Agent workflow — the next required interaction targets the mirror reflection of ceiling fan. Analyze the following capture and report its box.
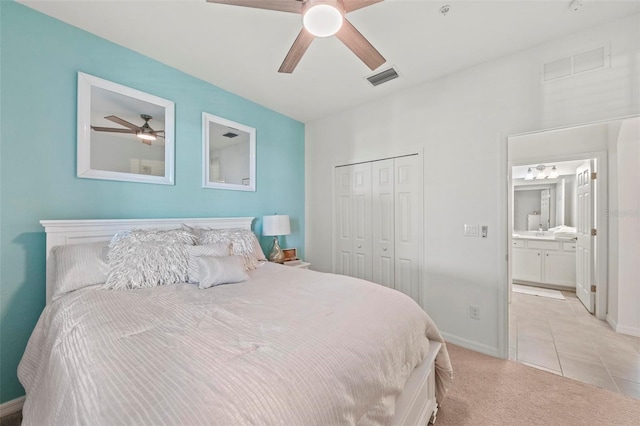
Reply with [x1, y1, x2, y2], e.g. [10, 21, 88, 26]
[205, 0, 386, 73]
[90, 114, 164, 145]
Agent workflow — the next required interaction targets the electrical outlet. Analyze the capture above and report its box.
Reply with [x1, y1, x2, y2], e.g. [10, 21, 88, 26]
[470, 305, 480, 320]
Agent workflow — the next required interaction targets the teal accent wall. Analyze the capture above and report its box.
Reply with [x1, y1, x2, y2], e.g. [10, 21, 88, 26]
[0, 2, 304, 403]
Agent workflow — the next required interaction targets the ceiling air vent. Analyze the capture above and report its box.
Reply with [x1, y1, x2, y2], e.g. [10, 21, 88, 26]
[542, 45, 609, 83]
[222, 132, 238, 138]
[367, 67, 399, 87]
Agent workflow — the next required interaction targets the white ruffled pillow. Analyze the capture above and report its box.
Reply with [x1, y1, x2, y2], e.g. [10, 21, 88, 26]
[197, 255, 249, 289]
[104, 229, 196, 290]
[185, 243, 232, 284]
[196, 228, 265, 270]
[52, 241, 109, 299]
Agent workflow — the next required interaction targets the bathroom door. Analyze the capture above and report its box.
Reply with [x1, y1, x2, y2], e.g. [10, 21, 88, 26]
[576, 161, 595, 313]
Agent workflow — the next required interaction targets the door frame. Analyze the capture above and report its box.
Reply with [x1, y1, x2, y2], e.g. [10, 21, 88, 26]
[498, 117, 608, 359]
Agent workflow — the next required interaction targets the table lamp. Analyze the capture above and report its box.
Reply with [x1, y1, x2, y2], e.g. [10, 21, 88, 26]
[262, 214, 291, 263]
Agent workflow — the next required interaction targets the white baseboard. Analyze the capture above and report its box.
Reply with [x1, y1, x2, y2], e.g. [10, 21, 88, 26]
[0, 396, 25, 417]
[615, 323, 640, 337]
[606, 315, 640, 337]
[440, 332, 500, 358]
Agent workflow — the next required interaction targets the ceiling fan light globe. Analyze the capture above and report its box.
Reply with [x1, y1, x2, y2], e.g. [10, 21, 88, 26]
[136, 132, 156, 141]
[303, 4, 343, 37]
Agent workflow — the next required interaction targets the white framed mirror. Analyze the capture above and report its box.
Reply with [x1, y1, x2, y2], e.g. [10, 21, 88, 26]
[77, 72, 175, 185]
[202, 112, 256, 191]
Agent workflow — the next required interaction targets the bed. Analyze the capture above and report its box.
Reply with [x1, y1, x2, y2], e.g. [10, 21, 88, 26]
[19, 217, 452, 425]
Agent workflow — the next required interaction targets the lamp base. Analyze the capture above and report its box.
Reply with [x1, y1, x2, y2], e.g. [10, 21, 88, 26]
[268, 236, 285, 263]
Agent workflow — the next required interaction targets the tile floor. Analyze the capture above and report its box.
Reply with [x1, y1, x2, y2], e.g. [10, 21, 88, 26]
[509, 289, 640, 399]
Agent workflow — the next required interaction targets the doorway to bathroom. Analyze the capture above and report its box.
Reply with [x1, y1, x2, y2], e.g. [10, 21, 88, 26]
[510, 157, 596, 313]
[501, 117, 640, 398]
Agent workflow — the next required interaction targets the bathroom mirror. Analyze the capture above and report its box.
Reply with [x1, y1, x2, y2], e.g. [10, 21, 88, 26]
[77, 72, 175, 185]
[202, 112, 256, 191]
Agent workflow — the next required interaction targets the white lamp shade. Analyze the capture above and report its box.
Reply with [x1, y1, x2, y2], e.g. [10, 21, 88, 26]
[262, 215, 291, 236]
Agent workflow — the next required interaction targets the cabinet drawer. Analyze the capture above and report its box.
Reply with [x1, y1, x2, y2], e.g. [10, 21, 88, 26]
[512, 240, 525, 248]
[562, 242, 577, 252]
[528, 240, 561, 251]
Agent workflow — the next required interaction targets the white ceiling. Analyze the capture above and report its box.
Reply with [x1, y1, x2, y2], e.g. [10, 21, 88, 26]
[19, 0, 640, 122]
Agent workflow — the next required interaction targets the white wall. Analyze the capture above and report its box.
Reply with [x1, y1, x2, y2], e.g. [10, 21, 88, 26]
[91, 133, 165, 174]
[217, 140, 250, 185]
[610, 117, 640, 336]
[514, 190, 542, 231]
[306, 14, 640, 355]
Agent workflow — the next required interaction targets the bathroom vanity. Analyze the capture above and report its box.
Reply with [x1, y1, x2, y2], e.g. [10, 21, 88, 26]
[512, 233, 576, 288]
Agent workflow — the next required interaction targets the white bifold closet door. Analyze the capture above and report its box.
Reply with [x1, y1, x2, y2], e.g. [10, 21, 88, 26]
[334, 155, 423, 305]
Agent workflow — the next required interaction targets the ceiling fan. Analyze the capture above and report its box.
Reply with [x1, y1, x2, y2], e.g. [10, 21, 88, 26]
[90, 114, 164, 145]
[205, 0, 386, 73]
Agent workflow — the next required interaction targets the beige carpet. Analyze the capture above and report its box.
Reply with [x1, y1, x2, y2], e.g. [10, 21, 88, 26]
[437, 344, 640, 425]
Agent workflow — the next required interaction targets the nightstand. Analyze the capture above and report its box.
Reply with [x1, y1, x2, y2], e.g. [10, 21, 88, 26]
[283, 260, 311, 270]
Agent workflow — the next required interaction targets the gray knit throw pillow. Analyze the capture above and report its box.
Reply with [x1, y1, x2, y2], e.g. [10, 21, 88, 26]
[104, 229, 196, 290]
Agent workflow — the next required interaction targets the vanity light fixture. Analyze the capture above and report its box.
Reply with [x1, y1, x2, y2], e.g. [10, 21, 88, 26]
[525, 168, 534, 180]
[303, 0, 344, 37]
[534, 165, 547, 180]
[525, 164, 559, 180]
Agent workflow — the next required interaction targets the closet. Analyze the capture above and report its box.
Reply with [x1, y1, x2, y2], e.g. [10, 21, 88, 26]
[334, 154, 423, 305]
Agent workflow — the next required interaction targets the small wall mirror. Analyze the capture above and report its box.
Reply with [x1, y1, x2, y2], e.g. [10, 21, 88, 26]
[77, 72, 175, 185]
[203, 112, 256, 191]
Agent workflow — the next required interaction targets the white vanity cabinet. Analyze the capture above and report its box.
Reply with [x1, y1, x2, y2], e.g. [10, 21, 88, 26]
[512, 238, 576, 288]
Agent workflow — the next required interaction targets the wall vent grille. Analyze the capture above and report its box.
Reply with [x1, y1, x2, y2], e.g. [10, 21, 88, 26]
[542, 45, 609, 83]
[367, 67, 399, 86]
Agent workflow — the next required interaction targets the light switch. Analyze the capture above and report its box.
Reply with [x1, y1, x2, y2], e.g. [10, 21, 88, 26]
[464, 224, 479, 237]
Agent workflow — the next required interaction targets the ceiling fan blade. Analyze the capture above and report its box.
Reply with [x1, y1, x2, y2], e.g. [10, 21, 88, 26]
[343, 0, 384, 13]
[104, 115, 141, 131]
[335, 18, 385, 70]
[278, 28, 315, 73]
[205, 0, 302, 14]
[90, 126, 137, 134]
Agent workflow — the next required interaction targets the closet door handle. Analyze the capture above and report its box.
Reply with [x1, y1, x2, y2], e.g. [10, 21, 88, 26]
[357, 245, 362, 249]
[383, 247, 387, 251]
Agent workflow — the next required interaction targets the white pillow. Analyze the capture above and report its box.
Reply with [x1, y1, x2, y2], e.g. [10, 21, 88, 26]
[52, 242, 109, 299]
[185, 243, 231, 284]
[104, 229, 196, 290]
[197, 255, 249, 289]
[195, 228, 266, 270]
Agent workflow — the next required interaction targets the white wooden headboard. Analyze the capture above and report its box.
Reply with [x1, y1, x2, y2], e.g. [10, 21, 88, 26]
[40, 217, 255, 304]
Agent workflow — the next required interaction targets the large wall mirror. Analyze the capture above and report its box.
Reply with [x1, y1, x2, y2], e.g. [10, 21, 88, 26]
[77, 72, 175, 185]
[202, 112, 256, 191]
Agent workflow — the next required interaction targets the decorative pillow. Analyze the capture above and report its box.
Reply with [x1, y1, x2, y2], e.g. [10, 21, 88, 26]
[182, 225, 266, 262]
[195, 228, 265, 270]
[103, 229, 196, 290]
[185, 243, 232, 284]
[52, 241, 109, 299]
[197, 255, 249, 289]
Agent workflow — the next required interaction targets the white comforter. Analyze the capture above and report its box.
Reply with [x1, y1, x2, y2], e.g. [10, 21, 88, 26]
[19, 264, 452, 425]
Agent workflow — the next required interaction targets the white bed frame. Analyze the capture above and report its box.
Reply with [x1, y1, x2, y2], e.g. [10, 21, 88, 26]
[40, 217, 440, 425]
